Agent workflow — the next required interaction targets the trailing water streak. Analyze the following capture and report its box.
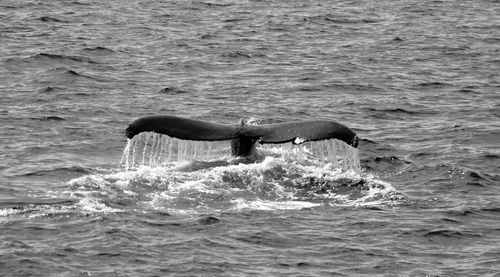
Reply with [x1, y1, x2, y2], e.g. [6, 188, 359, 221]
[121, 132, 360, 172]
[121, 132, 231, 169]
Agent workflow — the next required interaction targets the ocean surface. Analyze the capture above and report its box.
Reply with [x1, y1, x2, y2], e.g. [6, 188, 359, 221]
[1, 0, 499, 276]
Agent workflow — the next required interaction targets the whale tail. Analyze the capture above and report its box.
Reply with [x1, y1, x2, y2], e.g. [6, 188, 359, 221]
[125, 115, 358, 156]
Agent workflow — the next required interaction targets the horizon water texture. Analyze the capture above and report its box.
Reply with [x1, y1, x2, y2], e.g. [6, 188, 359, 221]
[1, 0, 500, 276]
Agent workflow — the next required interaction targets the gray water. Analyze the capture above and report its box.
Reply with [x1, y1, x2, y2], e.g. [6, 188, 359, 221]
[1, 0, 499, 276]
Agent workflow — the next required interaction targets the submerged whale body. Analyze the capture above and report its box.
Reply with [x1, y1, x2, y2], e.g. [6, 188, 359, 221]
[125, 115, 358, 157]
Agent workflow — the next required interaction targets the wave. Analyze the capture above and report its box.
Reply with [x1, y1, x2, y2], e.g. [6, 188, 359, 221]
[158, 87, 189, 95]
[55, 68, 103, 82]
[33, 53, 97, 64]
[5, 53, 97, 68]
[417, 81, 451, 88]
[303, 14, 380, 25]
[38, 16, 69, 23]
[4, 53, 100, 78]
[193, 1, 234, 8]
[361, 155, 412, 174]
[442, 205, 500, 219]
[19, 166, 90, 177]
[0, 199, 76, 218]
[36, 115, 65, 121]
[363, 107, 438, 116]
[82, 46, 115, 53]
[359, 138, 377, 145]
[39, 86, 61, 92]
[221, 52, 253, 60]
[423, 228, 483, 238]
[448, 166, 497, 187]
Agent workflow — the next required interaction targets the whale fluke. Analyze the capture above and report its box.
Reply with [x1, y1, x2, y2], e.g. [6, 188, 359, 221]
[125, 115, 358, 156]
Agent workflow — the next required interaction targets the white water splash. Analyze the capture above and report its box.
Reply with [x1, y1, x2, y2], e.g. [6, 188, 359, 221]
[230, 198, 322, 211]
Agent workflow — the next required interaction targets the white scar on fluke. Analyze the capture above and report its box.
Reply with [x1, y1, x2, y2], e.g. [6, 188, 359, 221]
[125, 115, 358, 157]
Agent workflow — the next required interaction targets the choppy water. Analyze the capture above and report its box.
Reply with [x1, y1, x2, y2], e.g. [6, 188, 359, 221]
[1, 0, 499, 276]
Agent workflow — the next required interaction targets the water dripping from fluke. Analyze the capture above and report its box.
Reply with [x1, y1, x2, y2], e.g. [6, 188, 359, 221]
[120, 132, 361, 172]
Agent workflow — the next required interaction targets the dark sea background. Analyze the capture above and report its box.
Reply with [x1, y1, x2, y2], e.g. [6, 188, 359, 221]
[1, 0, 499, 276]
